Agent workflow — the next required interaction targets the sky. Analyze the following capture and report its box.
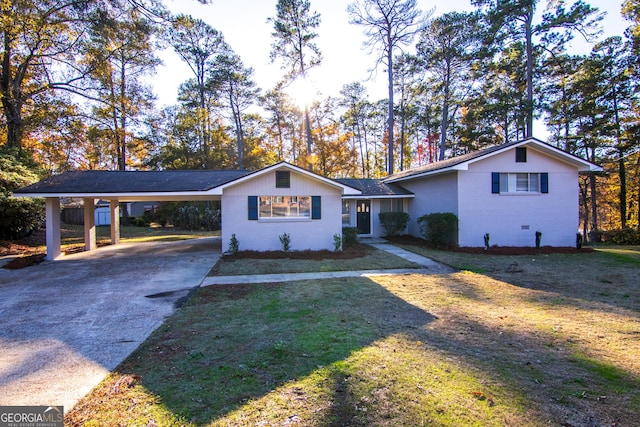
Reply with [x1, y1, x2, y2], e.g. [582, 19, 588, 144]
[155, 0, 630, 113]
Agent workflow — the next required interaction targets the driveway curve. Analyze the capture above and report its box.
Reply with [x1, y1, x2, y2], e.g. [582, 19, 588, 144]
[0, 237, 220, 411]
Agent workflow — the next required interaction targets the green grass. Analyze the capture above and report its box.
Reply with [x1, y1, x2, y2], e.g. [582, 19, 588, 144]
[595, 246, 640, 266]
[66, 245, 640, 426]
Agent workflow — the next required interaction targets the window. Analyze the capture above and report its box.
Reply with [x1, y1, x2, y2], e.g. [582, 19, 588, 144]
[515, 147, 527, 162]
[258, 196, 310, 218]
[379, 199, 404, 213]
[275, 171, 290, 188]
[342, 200, 351, 226]
[493, 172, 548, 194]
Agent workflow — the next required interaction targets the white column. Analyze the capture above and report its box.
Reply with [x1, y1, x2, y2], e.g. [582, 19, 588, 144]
[83, 198, 96, 251]
[45, 198, 62, 261]
[110, 200, 120, 245]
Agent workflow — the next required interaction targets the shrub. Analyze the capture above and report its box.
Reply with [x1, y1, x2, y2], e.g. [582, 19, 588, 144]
[228, 233, 239, 254]
[279, 232, 291, 252]
[176, 205, 201, 230]
[417, 213, 458, 248]
[378, 211, 410, 237]
[203, 208, 220, 231]
[600, 228, 640, 245]
[342, 227, 358, 244]
[134, 217, 147, 227]
[0, 149, 45, 239]
[333, 233, 342, 252]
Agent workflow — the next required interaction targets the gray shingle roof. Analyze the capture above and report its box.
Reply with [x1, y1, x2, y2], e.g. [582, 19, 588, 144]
[15, 170, 253, 194]
[335, 178, 413, 197]
[384, 137, 599, 182]
[384, 140, 524, 183]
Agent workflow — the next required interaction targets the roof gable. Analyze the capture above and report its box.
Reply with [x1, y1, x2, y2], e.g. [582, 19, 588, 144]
[385, 138, 603, 183]
[218, 162, 361, 195]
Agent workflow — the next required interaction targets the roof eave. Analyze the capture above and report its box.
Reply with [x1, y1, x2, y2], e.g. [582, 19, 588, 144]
[13, 189, 224, 201]
[342, 194, 414, 199]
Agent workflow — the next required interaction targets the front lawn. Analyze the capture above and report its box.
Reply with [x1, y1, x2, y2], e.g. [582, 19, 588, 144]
[66, 246, 640, 426]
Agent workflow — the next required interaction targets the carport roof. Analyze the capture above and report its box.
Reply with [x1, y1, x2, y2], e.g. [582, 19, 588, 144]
[15, 169, 253, 195]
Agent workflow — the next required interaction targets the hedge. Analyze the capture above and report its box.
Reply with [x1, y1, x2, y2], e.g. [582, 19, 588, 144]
[417, 212, 458, 248]
[378, 211, 410, 237]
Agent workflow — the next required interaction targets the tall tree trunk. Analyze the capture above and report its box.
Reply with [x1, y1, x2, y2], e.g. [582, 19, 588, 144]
[636, 155, 640, 231]
[230, 87, 244, 169]
[119, 64, 127, 171]
[611, 83, 627, 229]
[580, 177, 589, 242]
[387, 38, 395, 174]
[439, 60, 451, 161]
[276, 112, 285, 160]
[362, 120, 371, 178]
[588, 143, 599, 241]
[589, 172, 598, 241]
[439, 91, 449, 161]
[399, 101, 406, 170]
[3, 99, 23, 150]
[525, 4, 534, 138]
[2, 34, 23, 149]
[354, 121, 365, 177]
[304, 107, 313, 170]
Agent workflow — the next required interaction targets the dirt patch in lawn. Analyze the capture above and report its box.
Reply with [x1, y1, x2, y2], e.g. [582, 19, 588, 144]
[386, 235, 594, 255]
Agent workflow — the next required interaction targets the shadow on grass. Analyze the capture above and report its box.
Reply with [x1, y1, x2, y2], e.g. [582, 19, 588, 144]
[116, 278, 436, 425]
[96, 275, 640, 426]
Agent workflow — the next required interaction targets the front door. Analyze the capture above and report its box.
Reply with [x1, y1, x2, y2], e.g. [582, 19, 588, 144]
[356, 200, 371, 235]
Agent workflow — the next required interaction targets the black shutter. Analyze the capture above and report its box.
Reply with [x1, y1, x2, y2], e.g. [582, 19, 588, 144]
[311, 196, 321, 219]
[248, 196, 258, 220]
[491, 172, 500, 194]
[541, 173, 549, 193]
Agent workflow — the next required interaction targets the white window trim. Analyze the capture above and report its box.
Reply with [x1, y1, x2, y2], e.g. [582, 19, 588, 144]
[499, 173, 542, 194]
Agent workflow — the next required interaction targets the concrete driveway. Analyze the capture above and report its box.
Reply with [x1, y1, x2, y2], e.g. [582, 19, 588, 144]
[0, 237, 220, 411]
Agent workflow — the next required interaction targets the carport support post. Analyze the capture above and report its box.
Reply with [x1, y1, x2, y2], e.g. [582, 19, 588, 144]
[45, 198, 62, 261]
[109, 200, 120, 245]
[83, 198, 96, 251]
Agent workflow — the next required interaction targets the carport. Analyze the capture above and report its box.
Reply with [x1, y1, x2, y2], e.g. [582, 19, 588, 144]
[14, 170, 252, 260]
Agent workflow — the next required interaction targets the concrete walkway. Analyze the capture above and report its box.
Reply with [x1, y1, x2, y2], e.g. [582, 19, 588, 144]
[202, 241, 454, 287]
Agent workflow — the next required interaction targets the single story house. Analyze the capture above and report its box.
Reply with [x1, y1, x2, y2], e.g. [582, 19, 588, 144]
[14, 137, 602, 260]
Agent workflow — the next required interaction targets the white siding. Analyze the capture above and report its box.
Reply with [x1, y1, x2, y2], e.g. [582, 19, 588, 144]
[222, 168, 342, 252]
[457, 147, 579, 247]
[400, 172, 458, 238]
